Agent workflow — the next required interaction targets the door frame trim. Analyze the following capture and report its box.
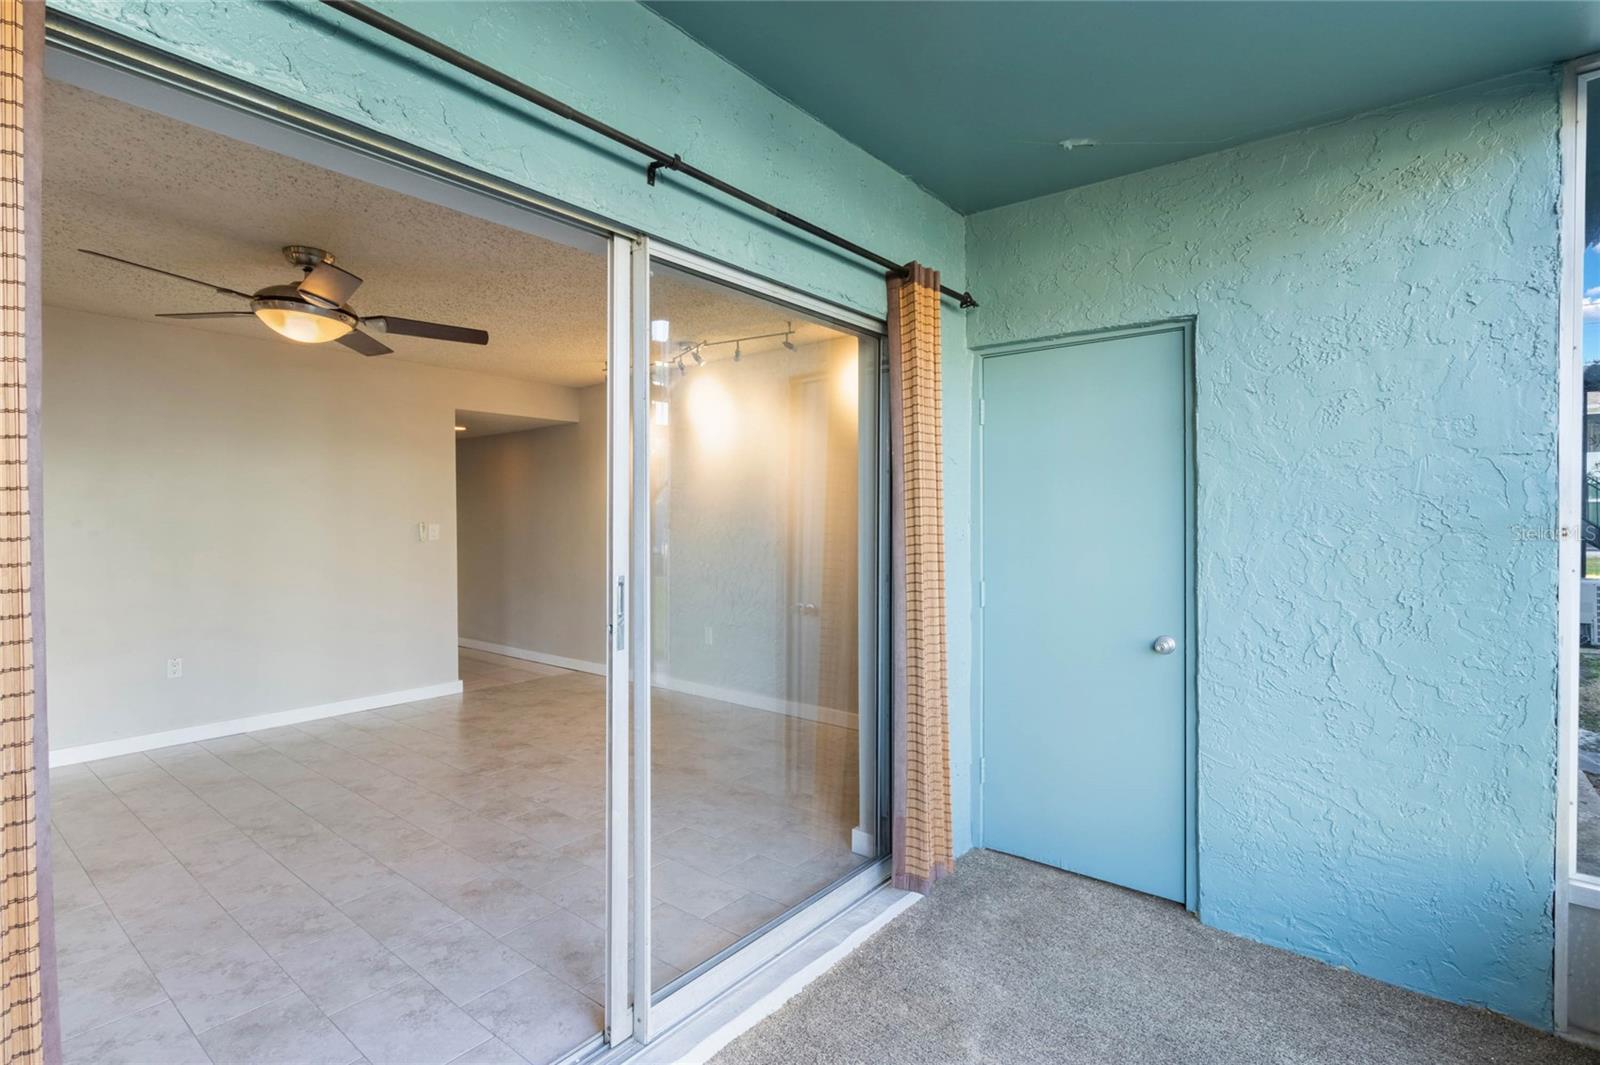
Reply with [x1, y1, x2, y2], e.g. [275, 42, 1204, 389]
[1556, 52, 1600, 1038]
[972, 318, 1199, 912]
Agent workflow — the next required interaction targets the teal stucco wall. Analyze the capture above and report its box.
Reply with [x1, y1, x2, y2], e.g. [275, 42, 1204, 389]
[49, 0, 979, 852]
[965, 70, 1563, 1026]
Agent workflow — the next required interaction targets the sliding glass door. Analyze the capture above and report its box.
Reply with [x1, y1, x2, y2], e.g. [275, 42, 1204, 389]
[47, 35, 892, 1065]
[625, 246, 887, 1040]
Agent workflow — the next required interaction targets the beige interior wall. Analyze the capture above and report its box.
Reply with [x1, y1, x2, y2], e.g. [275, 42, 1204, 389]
[453, 335, 862, 721]
[455, 384, 608, 667]
[657, 335, 860, 717]
[42, 305, 578, 752]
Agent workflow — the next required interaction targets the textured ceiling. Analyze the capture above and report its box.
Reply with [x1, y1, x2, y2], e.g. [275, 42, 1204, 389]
[44, 81, 609, 386]
[645, 0, 1600, 213]
[44, 81, 860, 386]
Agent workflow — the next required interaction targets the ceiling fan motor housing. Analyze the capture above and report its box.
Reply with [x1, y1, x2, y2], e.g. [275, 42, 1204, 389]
[282, 245, 335, 270]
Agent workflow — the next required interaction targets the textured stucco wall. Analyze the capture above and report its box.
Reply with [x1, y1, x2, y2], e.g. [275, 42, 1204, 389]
[965, 70, 1563, 1025]
[49, 0, 978, 850]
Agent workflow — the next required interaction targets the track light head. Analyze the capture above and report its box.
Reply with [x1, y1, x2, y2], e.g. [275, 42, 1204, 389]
[691, 347, 704, 366]
[733, 342, 742, 362]
[782, 322, 797, 351]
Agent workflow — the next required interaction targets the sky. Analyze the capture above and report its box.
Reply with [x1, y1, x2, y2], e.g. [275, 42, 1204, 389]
[1585, 242, 1600, 363]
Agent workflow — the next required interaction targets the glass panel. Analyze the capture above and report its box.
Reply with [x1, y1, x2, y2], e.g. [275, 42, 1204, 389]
[645, 261, 882, 991]
[1571, 903, 1600, 1035]
[41, 75, 621, 1065]
[1580, 75, 1600, 879]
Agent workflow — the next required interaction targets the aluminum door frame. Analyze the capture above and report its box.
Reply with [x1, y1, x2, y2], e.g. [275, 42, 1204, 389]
[629, 240, 889, 1043]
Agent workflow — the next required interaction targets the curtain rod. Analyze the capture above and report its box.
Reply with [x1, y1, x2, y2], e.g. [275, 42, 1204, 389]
[317, 0, 978, 309]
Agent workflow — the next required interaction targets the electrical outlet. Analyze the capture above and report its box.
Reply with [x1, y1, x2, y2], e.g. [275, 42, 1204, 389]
[166, 658, 183, 679]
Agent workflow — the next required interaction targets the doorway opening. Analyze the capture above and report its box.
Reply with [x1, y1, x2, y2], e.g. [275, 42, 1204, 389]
[40, 35, 895, 1062]
[43, 75, 615, 1062]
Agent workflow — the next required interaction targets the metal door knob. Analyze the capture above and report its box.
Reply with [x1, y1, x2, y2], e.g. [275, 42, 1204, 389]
[1152, 635, 1177, 655]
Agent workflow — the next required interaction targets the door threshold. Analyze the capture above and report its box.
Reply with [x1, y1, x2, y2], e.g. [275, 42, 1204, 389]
[588, 880, 918, 1065]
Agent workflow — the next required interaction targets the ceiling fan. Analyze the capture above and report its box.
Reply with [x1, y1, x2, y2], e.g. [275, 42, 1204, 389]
[78, 245, 490, 356]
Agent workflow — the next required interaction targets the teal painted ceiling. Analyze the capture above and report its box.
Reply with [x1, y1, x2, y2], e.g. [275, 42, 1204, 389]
[643, 1, 1600, 213]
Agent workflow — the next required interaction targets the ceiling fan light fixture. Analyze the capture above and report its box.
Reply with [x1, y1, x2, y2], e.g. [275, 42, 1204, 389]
[250, 299, 356, 344]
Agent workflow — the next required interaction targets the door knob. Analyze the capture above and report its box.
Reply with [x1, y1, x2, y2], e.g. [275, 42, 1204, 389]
[1152, 635, 1177, 655]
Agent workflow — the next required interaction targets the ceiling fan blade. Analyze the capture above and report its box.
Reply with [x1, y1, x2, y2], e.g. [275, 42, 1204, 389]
[79, 249, 254, 300]
[298, 261, 363, 308]
[364, 316, 489, 345]
[336, 329, 393, 357]
[155, 311, 255, 320]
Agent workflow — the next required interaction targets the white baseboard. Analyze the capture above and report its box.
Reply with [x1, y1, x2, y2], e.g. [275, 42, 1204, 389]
[48, 679, 465, 768]
[459, 640, 857, 729]
[851, 827, 877, 857]
[654, 673, 858, 730]
[458, 638, 605, 676]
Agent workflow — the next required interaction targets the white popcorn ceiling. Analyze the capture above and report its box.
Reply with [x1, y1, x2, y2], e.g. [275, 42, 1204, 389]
[42, 81, 857, 388]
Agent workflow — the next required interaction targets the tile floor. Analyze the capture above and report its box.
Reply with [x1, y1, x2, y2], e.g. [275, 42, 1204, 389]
[50, 650, 865, 1064]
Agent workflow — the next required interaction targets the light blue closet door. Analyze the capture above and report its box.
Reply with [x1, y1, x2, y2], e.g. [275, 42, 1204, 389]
[980, 327, 1188, 902]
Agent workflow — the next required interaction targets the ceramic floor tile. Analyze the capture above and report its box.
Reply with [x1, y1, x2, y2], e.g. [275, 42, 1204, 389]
[152, 936, 300, 1035]
[197, 989, 361, 1065]
[274, 836, 398, 904]
[496, 909, 604, 990]
[652, 858, 747, 920]
[122, 896, 259, 971]
[385, 840, 490, 896]
[497, 805, 590, 851]
[721, 854, 826, 906]
[445, 1036, 530, 1064]
[649, 901, 740, 977]
[339, 878, 463, 946]
[460, 969, 600, 1065]
[61, 1000, 210, 1065]
[704, 891, 789, 937]
[54, 900, 131, 961]
[57, 942, 168, 1040]
[389, 919, 535, 1006]
[329, 976, 491, 1065]
[191, 849, 308, 913]
[429, 874, 558, 937]
[272, 924, 418, 1015]
[539, 869, 605, 927]
[494, 847, 588, 892]
[54, 670, 860, 1062]
[233, 882, 360, 956]
[656, 826, 752, 876]
[51, 859, 104, 915]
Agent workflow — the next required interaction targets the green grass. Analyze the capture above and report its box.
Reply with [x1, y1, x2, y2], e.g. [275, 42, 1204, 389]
[1581, 651, 1600, 733]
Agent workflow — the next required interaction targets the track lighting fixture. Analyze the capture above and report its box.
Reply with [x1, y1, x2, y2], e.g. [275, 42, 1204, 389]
[783, 321, 797, 351]
[690, 347, 704, 366]
[733, 341, 742, 362]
